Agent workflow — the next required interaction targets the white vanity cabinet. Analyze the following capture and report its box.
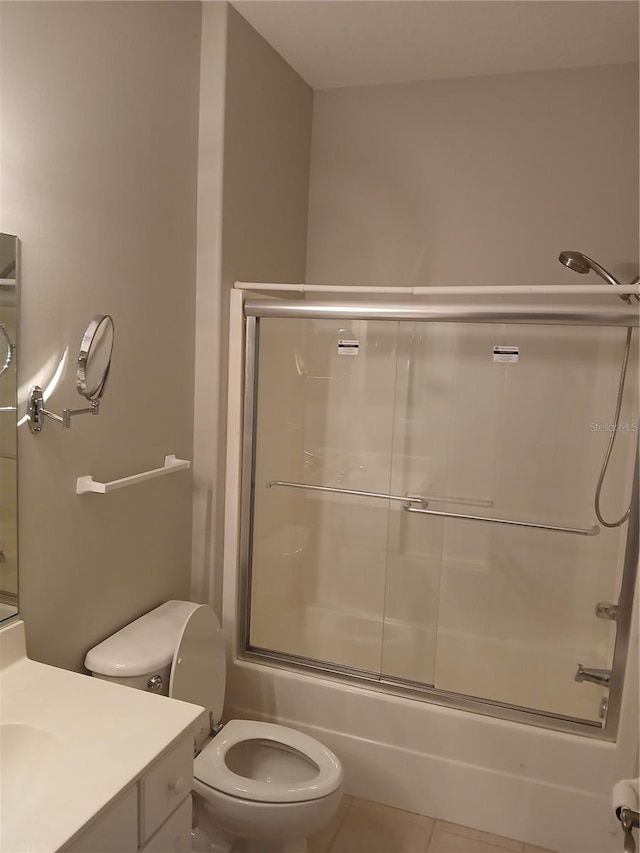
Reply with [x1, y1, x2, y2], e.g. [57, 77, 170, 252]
[0, 620, 204, 853]
[64, 734, 194, 853]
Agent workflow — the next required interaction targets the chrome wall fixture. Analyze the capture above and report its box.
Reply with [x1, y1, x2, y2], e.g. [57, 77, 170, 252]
[28, 314, 114, 433]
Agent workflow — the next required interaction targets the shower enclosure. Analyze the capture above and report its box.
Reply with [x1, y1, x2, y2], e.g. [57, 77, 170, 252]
[238, 297, 639, 738]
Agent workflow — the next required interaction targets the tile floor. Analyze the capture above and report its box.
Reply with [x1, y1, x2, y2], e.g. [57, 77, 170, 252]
[308, 796, 557, 853]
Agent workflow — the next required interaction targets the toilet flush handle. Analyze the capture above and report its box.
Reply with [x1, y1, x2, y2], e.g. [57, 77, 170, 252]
[169, 776, 187, 797]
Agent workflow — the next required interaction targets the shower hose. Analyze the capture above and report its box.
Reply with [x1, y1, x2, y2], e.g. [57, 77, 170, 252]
[595, 326, 635, 528]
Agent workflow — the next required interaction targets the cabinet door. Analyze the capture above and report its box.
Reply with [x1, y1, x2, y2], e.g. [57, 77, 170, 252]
[64, 787, 138, 853]
[140, 796, 192, 853]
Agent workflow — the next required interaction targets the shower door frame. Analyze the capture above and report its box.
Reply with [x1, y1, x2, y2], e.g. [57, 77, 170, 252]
[237, 299, 639, 741]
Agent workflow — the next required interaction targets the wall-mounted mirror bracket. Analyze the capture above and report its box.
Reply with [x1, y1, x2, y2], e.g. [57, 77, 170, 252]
[27, 314, 114, 434]
[27, 385, 100, 432]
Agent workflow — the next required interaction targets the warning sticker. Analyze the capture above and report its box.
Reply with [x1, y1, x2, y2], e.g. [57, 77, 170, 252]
[338, 339, 359, 356]
[493, 346, 519, 363]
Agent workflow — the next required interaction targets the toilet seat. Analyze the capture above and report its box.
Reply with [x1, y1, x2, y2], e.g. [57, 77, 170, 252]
[194, 719, 343, 804]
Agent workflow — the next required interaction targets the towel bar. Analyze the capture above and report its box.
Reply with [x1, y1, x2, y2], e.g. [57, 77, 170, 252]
[77, 454, 190, 494]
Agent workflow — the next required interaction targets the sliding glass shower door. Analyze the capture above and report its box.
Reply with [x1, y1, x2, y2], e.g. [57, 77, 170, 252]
[381, 322, 636, 723]
[244, 310, 637, 733]
[248, 315, 441, 684]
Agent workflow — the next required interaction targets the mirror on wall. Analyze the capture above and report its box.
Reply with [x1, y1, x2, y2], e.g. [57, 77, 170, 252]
[0, 233, 18, 622]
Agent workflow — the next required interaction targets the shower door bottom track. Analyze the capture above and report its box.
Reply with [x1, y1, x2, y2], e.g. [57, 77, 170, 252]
[241, 644, 606, 739]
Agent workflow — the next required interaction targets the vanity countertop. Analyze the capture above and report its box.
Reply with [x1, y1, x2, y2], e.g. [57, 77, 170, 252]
[0, 619, 206, 852]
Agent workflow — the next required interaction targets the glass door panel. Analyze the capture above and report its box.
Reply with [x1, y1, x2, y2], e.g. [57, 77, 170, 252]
[249, 316, 400, 673]
[382, 321, 637, 722]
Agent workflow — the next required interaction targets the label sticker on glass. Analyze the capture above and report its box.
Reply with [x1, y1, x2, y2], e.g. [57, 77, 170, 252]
[338, 339, 359, 356]
[493, 346, 519, 363]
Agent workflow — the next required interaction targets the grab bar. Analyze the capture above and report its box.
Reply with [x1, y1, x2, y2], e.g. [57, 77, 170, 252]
[266, 480, 493, 508]
[403, 503, 599, 536]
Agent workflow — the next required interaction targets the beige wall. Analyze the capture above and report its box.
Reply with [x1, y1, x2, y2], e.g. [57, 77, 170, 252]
[0, 1, 201, 670]
[306, 63, 639, 288]
[192, 4, 313, 614]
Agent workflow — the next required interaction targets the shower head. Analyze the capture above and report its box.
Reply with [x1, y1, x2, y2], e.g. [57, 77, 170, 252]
[558, 250, 632, 302]
[558, 251, 591, 275]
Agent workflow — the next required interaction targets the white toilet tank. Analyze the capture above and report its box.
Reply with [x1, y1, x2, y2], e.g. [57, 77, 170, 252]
[86, 600, 228, 752]
[85, 600, 206, 697]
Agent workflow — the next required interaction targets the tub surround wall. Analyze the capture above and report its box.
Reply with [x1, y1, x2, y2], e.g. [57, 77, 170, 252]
[0, 1, 201, 670]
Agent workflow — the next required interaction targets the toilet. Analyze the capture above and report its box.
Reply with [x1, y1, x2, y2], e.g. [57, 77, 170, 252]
[84, 601, 343, 853]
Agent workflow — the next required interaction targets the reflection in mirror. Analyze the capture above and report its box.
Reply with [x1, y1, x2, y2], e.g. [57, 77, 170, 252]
[0, 233, 18, 622]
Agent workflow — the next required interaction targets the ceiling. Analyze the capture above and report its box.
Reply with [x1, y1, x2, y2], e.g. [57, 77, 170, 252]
[231, 1, 639, 90]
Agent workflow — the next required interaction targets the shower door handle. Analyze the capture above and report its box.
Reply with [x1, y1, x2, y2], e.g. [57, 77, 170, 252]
[402, 502, 599, 536]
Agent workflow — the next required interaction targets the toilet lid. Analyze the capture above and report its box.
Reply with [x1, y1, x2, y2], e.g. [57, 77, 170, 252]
[169, 604, 225, 731]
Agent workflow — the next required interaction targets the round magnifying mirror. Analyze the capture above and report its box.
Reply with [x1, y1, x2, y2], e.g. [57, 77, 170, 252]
[77, 314, 114, 401]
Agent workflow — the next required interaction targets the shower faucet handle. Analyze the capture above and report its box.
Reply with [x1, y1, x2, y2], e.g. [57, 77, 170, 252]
[595, 601, 620, 621]
[620, 807, 639, 853]
[574, 664, 611, 687]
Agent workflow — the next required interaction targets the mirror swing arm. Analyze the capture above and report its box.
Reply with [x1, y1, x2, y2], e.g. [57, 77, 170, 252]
[27, 386, 100, 431]
[27, 314, 114, 434]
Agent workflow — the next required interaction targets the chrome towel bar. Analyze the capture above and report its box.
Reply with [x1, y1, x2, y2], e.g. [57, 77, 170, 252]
[403, 502, 599, 536]
[264, 480, 598, 536]
[267, 480, 427, 506]
[266, 480, 494, 509]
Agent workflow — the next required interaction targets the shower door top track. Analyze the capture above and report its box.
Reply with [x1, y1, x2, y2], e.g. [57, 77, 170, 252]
[244, 298, 639, 326]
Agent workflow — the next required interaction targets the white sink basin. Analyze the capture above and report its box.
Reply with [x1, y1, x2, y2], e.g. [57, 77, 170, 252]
[1, 722, 64, 792]
[0, 724, 66, 849]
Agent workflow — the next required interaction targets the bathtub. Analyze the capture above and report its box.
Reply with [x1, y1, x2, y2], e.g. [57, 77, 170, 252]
[223, 595, 639, 853]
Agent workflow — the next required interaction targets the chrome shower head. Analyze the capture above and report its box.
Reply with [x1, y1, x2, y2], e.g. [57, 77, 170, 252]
[558, 250, 633, 302]
[558, 251, 591, 275]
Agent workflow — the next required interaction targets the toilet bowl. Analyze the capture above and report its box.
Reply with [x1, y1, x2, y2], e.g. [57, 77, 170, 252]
[85, 601, 343, 853]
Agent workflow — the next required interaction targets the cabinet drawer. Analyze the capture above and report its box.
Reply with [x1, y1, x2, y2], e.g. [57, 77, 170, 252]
[140, 736, 193, 843]
[140, 796, 192, 853]
[65, 786, 138, 853]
